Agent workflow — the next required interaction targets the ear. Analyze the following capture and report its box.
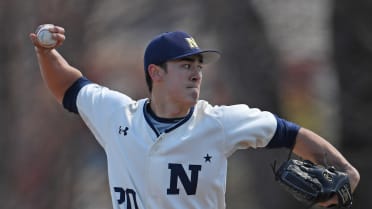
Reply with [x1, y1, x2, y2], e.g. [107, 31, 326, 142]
[148, 64, 164, 82]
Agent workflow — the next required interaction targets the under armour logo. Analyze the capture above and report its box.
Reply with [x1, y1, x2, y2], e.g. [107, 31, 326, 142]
[119, 126, 129, 136]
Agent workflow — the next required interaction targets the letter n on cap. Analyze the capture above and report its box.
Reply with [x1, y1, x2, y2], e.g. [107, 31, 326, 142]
[185, 37, 199, 49]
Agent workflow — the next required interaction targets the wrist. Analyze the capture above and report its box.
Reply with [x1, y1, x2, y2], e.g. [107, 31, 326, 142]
[345, 165, 360, 192]
[34, 46, 53, 54]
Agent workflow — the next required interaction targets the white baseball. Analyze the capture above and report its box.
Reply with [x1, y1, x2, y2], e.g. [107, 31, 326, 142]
[36, 24, 57, 48]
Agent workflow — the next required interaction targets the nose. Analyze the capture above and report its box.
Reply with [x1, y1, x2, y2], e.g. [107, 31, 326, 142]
[190, 70, 202, 82]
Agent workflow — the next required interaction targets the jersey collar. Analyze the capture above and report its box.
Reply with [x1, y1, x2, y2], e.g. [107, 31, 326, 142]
[143, 99, 195, 137]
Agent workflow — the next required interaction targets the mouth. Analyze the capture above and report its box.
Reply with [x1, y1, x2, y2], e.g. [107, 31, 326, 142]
[186, 85, 199, 89]
[187, 87, 199, 92]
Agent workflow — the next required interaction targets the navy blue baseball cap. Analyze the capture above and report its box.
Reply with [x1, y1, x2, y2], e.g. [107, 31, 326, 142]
[144, 31, 221, 71]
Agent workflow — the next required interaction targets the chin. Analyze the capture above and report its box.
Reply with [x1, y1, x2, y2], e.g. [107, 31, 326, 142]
[183, 96, 198, 107]
[189, 99, 198, 106]
[180, 90, 199, 106]
[189, 92, 199, 103]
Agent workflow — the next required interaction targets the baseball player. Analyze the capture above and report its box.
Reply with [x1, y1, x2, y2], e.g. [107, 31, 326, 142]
[29, 24, 359, 209]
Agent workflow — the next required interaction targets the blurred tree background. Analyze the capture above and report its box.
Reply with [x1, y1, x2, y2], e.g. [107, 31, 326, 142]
[0, 0, 370, 209]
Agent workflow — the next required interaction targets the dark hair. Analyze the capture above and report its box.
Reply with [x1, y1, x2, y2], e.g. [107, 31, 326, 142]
[145, 62, 167, 92]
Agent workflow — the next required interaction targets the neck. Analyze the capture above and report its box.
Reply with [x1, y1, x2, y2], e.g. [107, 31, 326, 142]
[148, 97, 192, 118]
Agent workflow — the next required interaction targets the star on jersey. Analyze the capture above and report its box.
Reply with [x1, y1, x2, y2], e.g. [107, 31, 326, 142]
[204, 154, 212, 162]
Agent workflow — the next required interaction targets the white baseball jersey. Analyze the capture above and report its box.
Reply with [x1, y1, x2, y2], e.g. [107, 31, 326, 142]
[75, 83, 277, 209]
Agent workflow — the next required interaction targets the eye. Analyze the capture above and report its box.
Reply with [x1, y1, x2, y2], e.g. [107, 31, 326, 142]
[183, 64, 191, 69]
[197, 65, 203, 70]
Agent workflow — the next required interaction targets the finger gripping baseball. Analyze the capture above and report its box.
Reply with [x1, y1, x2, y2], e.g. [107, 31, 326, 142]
[273, 159, 352, 208]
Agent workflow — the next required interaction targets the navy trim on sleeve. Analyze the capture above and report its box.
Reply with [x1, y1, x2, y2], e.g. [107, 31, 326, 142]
[266, 115, 301, 149]
[62, 76, 92, 114]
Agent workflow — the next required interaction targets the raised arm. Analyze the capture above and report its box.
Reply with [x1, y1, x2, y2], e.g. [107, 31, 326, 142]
[29, 24, 82, 103]
[292, 127, 360, 206]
